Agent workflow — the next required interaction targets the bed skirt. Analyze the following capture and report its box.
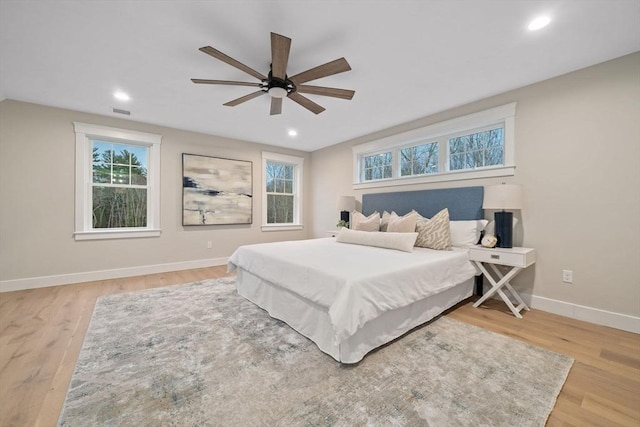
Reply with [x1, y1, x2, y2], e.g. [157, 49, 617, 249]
[236, 268, 474, 364]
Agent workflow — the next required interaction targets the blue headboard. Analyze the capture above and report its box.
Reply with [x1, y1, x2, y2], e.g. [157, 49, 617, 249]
[362, 186, 484, 220]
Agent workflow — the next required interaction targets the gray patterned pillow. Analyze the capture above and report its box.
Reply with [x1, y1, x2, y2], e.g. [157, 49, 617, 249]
[415, 208, 452, 250]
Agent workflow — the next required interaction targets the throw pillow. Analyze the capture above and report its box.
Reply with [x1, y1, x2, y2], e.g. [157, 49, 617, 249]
[351, 211, 380, 231]
[415, 208, 452, 250]
[387, 211, 419, 233]
[336, 228, 417, 252]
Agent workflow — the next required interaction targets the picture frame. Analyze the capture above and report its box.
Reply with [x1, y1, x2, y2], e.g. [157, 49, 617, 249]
[182, 153, 253, 225]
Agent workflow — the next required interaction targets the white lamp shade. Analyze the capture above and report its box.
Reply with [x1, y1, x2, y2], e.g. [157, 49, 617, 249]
[337, 195, 356, 211]
[483, 184, 523, 210]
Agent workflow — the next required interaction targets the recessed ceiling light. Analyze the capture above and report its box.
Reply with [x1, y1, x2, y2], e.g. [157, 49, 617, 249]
[528, 16, 551, 31]
[288, 129, 298, 137]
[113, 91, 130, 101]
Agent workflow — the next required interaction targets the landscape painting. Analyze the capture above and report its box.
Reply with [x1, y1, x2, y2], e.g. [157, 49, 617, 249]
[182, 154, 252, 225]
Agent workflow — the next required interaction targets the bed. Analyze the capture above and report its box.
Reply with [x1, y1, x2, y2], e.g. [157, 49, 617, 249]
[228, 186, 485, 363]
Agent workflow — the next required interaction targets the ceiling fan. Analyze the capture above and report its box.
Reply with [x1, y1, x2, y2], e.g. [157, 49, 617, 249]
[191, 32, 355, 115]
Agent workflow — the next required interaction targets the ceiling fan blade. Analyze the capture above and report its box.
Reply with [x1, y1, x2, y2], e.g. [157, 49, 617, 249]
[199, 46, 266, 81]
[288, 92, 325, 114]
[270, 97, 283, 115]
[191, 79, 262, 87]
[223, 90, 266, 107]
[271, 33, 291, 81]
[297, 85, 355, 100]
[289, 58, 352, 84]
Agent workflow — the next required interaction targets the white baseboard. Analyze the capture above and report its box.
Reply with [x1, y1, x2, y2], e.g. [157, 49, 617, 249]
[4, 264, 638, 335]
[521, 292, 640, 334]
[0, 257, 229, 293]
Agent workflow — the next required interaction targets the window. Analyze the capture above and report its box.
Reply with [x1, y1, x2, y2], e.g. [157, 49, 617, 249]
[262, 152, 303, 231]
[352, 103, 516, 189]
[266, 162, 294, 224]
[449, 127, 504, 171]
[362, 152, 392, 181]
[400, 142, 438, 176]
[92, 140, 149, 228]
[74, 122, 162, 240]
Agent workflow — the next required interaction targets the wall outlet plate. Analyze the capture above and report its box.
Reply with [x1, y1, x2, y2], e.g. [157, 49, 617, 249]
[562, 269, 573, 283]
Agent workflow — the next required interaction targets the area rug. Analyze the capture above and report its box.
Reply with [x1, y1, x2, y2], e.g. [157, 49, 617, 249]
[58, 277, 573, 427]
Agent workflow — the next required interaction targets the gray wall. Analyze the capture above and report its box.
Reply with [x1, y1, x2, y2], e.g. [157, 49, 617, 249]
[1, 53, 638, 326]
[310, 52, 640, 319]
[0, 100, 311, 283]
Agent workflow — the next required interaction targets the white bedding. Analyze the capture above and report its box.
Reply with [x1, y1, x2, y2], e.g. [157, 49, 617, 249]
[227, 238, 476, 345]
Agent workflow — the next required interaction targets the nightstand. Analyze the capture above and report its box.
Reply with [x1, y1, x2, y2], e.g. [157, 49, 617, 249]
[326, 230, 341, 237]
[469, 246, 536, 318]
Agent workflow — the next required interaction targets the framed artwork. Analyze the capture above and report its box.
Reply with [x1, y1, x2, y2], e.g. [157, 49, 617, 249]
[182, 154, 252, 225]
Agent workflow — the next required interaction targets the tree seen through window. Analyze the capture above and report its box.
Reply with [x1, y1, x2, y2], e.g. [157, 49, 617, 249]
[400, 142, 439, 176]
[449, 128, 504, 171]
[92, 140, 149, 228]
[265, 161, 294, 224]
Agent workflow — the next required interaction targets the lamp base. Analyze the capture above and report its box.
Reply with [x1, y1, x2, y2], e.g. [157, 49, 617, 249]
[494, 211, 513, 248]
[340, 210, 350, 225]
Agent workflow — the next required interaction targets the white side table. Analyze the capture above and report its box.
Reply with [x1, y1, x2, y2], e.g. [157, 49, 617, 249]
[326, 230, 341, 237]
[469, 246, 536, 318]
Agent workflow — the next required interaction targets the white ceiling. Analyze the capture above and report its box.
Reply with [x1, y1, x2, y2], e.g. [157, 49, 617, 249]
[1, 1, 638, 152]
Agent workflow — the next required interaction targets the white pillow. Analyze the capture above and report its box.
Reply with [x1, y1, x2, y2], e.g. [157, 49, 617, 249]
[449, 219, 489, 247]
[484, 220, 495, 236]
[380, 211, 391, 232]
[336, 228, 417, 252]
[351, 211, 380, 231]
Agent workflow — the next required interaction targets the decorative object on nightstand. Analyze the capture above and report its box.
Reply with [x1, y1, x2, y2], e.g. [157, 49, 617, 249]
[469, 246, 536, 318]
[482, 183, 523, 248]
[337, 196, 356, 228]
[481, 234, 497, 248]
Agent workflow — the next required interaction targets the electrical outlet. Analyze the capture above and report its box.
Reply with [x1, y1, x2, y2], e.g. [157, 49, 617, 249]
[207, 241, 212, 249]
[562, 270, 573, 283]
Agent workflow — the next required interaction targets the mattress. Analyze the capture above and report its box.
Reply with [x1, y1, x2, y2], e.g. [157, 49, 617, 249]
[236, 267, 474, 363]
[228, 237, 477, 361]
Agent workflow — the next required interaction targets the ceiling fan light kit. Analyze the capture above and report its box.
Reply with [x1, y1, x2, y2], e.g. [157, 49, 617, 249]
[191, 32, 354, 115]
[268, 85, 288, 99]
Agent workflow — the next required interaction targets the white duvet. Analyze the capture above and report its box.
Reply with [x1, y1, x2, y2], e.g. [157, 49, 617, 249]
[228, 238, 476, 345]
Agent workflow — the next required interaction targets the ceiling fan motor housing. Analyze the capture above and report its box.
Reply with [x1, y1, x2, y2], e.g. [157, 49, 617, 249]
[265, 73, 295, 98]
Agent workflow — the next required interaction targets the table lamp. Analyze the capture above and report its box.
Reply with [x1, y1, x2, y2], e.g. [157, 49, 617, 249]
[482, 184, 523, 248]
[337, 196, 356, 226]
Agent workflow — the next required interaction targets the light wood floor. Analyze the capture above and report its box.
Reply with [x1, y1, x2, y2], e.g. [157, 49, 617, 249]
[0, 266, 638, 427]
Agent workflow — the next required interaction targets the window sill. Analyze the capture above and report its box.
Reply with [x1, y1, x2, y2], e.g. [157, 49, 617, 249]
[353, 166, 515, 190]
[261, 224, 304, 232]
[74, 229, 161, 241]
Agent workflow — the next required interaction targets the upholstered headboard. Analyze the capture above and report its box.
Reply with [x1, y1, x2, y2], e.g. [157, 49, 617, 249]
[361, 186, 484, 220]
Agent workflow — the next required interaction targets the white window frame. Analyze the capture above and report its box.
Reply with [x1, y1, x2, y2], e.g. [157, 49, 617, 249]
[352, 103, 516, 190]
[261, 151, 304, 231]
[73, 122, 162, 240]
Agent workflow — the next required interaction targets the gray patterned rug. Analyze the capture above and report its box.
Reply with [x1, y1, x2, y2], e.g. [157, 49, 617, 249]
[58, 277, 573, 426]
